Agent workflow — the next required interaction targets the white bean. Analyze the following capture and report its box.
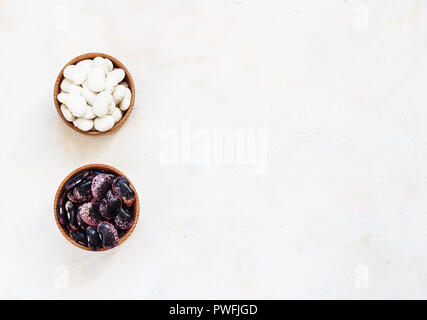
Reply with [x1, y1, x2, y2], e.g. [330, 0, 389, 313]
[113, 84, 126, 104]
[63, 65, 86, 85]
[108, 101, 116, 114]
[76, 59, 93, 73]
[104, 58, 114, 72]
[66, 93, 88, 117]
[119, 88, 132, 111]
[87, 67, 106, 92]
[60, 78, 82, 94]
[104, 84, 115, 94]
[60, 104, 76, 122]
[83, 106, 96, 120]
[94, 115, 115, 132]
[93, 91, 113, 117]
[111, 107, 123, 123]
[81, 86, 97, 105]
[105, 68, 125, 91]
[57, 92, 69, 104]
[93, 57, 109, 74]
[73, 118, 94, 131]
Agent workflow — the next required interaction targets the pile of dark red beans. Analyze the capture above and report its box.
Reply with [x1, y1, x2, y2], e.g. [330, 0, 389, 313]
[57, 169, 136, 250]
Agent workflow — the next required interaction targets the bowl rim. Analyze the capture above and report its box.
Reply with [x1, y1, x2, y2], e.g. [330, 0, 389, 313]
[54, 164, 140, 251]
[53, 52, 136, 136]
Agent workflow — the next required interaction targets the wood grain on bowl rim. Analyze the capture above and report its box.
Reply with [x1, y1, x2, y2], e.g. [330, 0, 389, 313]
[54, 53, 135, 136]
[54, 164, 140, 251]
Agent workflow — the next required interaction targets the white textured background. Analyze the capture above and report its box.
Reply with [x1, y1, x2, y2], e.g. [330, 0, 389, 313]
[0, 0, 426, 299]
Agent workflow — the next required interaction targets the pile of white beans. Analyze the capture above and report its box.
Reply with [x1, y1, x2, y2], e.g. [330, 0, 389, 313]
[57, 57, 132, 132]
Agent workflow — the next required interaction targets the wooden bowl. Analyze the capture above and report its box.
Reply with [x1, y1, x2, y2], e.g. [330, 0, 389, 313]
[54, 164, 140, 251]
[54, 53, 135, 135]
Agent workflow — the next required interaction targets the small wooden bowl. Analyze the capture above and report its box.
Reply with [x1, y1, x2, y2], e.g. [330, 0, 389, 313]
[54, 53, 135, 135]
[54, 164, 140, 251]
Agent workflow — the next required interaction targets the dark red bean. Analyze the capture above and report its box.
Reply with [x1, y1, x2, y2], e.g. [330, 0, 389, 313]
[91, 169, 115, 179]
[70, 229, 88, 247]
[112, 176, 136, 207]
[116, 225, 127, 237]
[99, 190, 122, 220]
[65, 201, 78, 230]
[91, 174, 113, 201]
[86, 227, 102, 251]
[65, 171, 90, 191]
[67, 190, 86, 203]
[97, 222, 119, 249]
[71, 176, 93, 203]
[76, 213, 90, 230]
[57, 192, 68, 226]
[78, 202, 103, 226]
[114, 207, 134, 230]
